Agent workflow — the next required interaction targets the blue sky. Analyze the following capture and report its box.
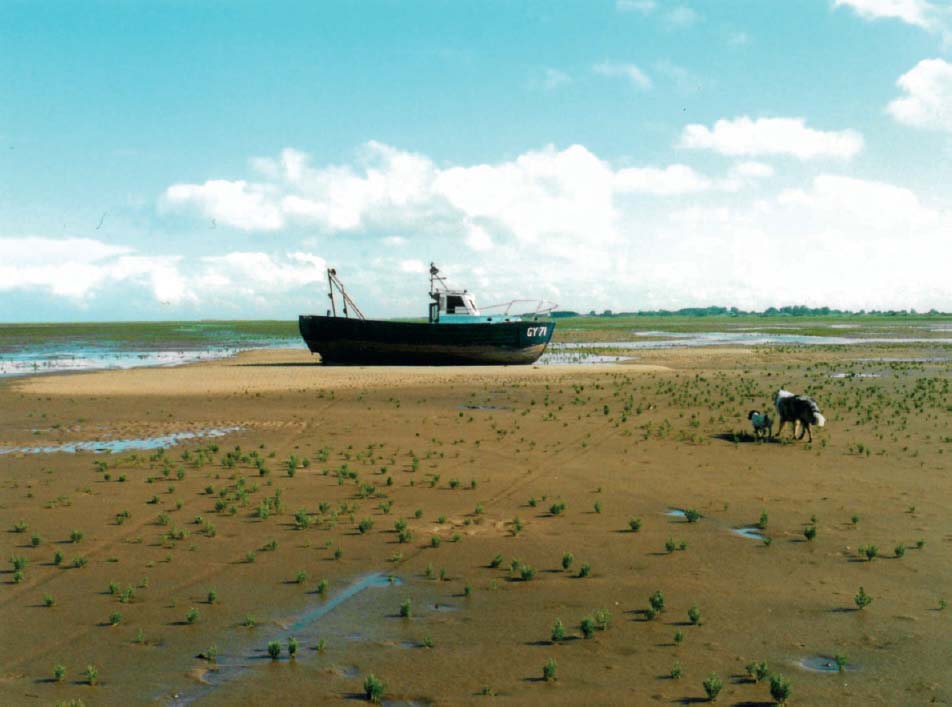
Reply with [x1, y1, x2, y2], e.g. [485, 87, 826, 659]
[3, 0, 952, 321]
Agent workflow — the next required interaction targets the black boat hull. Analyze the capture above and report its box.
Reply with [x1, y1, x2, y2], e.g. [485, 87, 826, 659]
[298, 316, 555, 365]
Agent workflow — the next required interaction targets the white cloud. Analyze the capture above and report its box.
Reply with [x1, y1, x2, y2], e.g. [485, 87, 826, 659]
[464, 223, 494, 252]
[833, 0, 935, 29]
[0, 238, 188, 301]
[399, 259, 427, 274]
[726, 30, 749, 46]
[665, 6, 700, 27]
[679, 116, 864, 160]
[163, 180, 284, 230]
[0, 236, 326, 307]
[151, 142, 952, 314]
[731, 161, 774, 178]
[887, 58, 952, 132]
[537, 68, 572, 91]
[615, 164, 712, 195]
[616, 0, 656, 13]
[593, 62, 652, 90]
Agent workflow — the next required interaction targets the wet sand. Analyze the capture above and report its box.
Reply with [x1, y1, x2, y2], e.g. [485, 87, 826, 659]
[1, 347, 950, 705]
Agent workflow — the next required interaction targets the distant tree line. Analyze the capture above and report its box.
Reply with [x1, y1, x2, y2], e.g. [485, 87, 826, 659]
[548, 306, 950, 318]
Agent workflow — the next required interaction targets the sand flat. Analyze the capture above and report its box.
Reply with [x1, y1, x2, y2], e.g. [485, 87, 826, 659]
[1, 346, 950, 705]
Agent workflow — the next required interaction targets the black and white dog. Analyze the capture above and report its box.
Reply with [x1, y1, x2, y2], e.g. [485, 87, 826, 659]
[773, 389, 826, 442]
[747, 410, 773, 440]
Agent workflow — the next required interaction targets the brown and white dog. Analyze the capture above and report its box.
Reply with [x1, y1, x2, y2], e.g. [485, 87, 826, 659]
[773, 389, 826, 442]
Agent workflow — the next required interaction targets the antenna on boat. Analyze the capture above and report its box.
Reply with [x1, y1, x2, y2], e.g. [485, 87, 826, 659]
[326, 268, 366, 320]
[429, 262, 449, 300]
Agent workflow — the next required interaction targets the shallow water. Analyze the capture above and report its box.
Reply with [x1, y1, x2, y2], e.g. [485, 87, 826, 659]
[166, 572, 402, 705]
[555, 332, 952, 350]
[731, 526, 766, 541]
[0, 427, 240, 455]
[0, 338, 301, 379]
[798, 655, 855, 673]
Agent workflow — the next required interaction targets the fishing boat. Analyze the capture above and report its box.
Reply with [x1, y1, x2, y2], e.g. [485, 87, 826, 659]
[299, 264, 556, 365]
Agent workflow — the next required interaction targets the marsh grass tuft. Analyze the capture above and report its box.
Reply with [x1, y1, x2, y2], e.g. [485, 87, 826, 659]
[702, 673, 722, 701]
[580, 616, 595, 638]
[364, 673, 385, 702]
[746, 660, 769, 683]
[854, 586, 872, 610]
[543, 657, 557, 681]
[769, 673, 792, 704]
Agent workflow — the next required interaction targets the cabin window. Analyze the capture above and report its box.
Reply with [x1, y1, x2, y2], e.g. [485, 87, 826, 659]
[446, 295, 466, 313]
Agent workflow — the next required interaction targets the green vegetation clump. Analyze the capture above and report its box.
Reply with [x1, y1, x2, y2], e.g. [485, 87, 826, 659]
[364, 673, 385, 702]
[551, 618, 565, 642]
[746, 661, 769, 682]
[804, 525, 817, 541]
[855, 586, 872, 610]
[769, 674, 793, 704]
[629, 517, 642, 532]
[543, 658, 557, 681]
[561, 552, 573, 570]
[578, 563, 591, 578]
[267, 640, 281, 659]
[688, 604, 701, 625]
[702, 673, 723, 701]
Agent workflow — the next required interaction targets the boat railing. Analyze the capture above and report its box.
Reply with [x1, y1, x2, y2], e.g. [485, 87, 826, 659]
[481, 299, 558, 317]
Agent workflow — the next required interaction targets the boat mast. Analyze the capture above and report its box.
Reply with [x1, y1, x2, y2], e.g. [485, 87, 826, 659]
[326, 268, 366, 320]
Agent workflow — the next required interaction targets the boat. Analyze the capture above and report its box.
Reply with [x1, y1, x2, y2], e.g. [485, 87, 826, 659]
[299, 264, 556, 365]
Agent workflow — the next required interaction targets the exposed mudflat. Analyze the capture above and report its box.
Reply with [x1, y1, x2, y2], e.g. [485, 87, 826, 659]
[1, 346, 950, 704]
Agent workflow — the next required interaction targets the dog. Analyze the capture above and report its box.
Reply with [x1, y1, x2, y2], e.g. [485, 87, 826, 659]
[747, 410, 773, 440]
[773, 389, 826, 442]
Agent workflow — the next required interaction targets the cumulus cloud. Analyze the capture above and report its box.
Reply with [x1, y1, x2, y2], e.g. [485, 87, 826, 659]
[593, 62, 653, 89]
[887, 58, 952, 132]
[679, 116, 864, 160]
[615, 164, 712, 195]
[152, 141, 952, 313]
[664, 6, 700, 27]
[534, 67, 573, 91]
[0, 236, 326, 307]
[0, 237, 179, 300]
[833, 0, 936, 30]
[164, 180, 284, 230]
[616, 0, 656, 13]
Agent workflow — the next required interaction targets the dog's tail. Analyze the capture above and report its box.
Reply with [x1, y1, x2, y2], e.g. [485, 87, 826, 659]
[804, 397, 826, 427]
